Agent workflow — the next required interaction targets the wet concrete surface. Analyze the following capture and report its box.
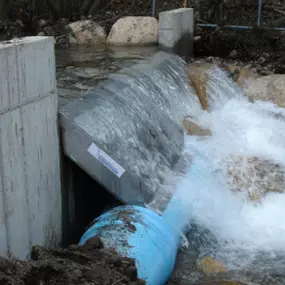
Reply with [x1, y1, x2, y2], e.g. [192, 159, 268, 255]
[56, 46, 285, 285]
[55, 45, 158, 107]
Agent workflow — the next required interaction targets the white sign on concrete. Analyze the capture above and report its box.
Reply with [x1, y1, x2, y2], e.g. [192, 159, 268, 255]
[88, 142, 125, 178]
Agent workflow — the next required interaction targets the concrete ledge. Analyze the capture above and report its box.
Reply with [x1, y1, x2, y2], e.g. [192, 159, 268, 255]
[159, 8, 194, 56]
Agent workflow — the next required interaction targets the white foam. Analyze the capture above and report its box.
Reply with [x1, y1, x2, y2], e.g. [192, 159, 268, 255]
[162, 67, 285, 270]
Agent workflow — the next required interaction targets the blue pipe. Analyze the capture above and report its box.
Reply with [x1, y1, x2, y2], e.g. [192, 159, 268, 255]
[198, 23, 285, 31]
[79, 152, 217, 284]
[79, 205, 180, 285]
[79, 154, 215, 284]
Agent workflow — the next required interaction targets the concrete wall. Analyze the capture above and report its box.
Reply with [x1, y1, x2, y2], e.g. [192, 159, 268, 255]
[159, 8, 194, 56]
[0, 37, 62, 259]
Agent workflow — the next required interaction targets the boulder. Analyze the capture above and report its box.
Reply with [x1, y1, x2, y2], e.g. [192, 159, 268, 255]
[243, 74, 285, 108]
[107, 17, 158, 45]
[220, 65, 259, 88]
[68, 20, 106, 45]
[186, 63, 212, 110]
[68, 36, 77, 46]
[186, 63, 260, 111]
[182, 117, 211, 137]
[197, 256, 227, 274]
[226, 155, 285, 202]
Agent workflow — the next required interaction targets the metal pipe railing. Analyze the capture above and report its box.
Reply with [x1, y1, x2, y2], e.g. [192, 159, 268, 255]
[152, 0, 156, 16]
[197, 23, 285, 31]
[151, 0, 285, 31]
[257, 0, 263, 26]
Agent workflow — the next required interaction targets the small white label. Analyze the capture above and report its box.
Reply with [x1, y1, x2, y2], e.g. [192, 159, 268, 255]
[87, 143, 125, 178]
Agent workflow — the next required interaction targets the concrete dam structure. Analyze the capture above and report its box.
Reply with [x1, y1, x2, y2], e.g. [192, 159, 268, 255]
[59, 51, 199, 207]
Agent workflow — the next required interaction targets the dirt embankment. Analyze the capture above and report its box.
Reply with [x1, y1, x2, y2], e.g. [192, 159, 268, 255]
[0, 237, 145, 285]
[194, 0, 285, 72]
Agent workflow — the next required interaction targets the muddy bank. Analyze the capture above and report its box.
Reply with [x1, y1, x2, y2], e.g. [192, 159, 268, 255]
[194, 28, 285, 73]
[0, 237, 144, 285]
[193, 0, 285, 72]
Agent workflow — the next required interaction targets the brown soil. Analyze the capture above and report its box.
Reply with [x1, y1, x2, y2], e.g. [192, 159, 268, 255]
[193, 0, 285, 73]
[0, 237, 145, 285]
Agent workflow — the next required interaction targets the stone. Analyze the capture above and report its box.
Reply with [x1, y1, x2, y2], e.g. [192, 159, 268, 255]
[68, 36, 77, 46]
[182, 117, 211, 137]
[107, 17, 158, 45]
[186, 63, 213, 110]
[187, 63, 261, 111]
[68, 20, 106, 45]
[257, 56, 266, 65]
[243, 74, 285, 108]
[37, 32, 45, 36]
[234, 67, 259, 88]
[38, 19, 47, 28]
[229, 50, 238, 58]
[259, 69, 273, 76]
[225, 155, 285, 202]
[194, 36, 201, 42]
[197, 256, 227, 274]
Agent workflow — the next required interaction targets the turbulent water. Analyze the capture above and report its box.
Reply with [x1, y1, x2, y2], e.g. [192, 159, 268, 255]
[124, 59, 285, 282]
[74, 52, 200, 201]
[156, 65, 285, 277]
[75, 50, 285, 279]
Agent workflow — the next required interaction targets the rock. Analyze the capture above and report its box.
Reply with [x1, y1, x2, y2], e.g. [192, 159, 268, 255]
[56, 37, 69, 48]
[187, 62, 263, 111]
[229, 50, 238, 58]
[182, 117, 211, 137]
[197, 256, 227, 274]
[226, 155, 285, 202]
[257, 53, 270, 65]
[259, 69, 273, 76]
[37, 32, 45, 36]
[68, 20, 106, 45]
[187, 63, 212, 110]
[68, 36, 77, 46]
[194, 36, 201, 42]
[43, 26, 56, 36]
[257, 56, 266, 65]
[38, 19, 47, 28]
[234, 67, 259, 88]
[243, 74, 285, 108]
[186, 63, 264, 110]
[107, 17, 158, 45]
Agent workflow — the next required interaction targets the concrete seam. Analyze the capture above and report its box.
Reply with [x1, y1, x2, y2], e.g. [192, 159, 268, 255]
[0, 90, 57, 116]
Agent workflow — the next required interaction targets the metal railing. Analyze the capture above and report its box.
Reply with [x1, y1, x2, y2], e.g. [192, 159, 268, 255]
[152, 0, 285, 31]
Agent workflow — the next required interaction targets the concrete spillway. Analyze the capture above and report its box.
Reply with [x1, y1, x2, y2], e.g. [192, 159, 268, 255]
[59, 51, 200, 207]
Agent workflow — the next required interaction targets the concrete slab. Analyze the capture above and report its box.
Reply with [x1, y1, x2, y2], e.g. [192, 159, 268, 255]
[0, 37, 61, 259]
[159, 8, 194, 55]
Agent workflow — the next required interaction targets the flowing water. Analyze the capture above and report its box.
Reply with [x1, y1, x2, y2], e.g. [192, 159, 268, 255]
[159, 66, 285, 283]
[72, 52, 200, 201]
[59, 48, 285, 283]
